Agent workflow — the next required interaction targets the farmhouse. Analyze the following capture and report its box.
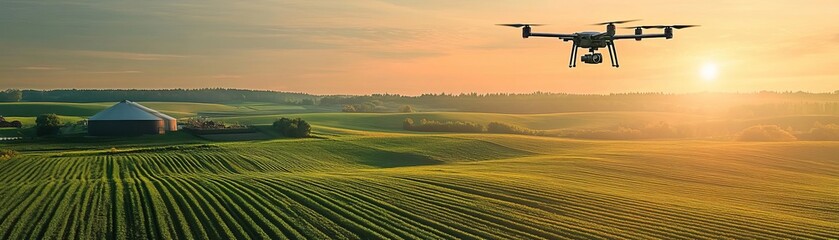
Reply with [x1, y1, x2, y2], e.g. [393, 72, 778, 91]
[87, 100, 178, 136]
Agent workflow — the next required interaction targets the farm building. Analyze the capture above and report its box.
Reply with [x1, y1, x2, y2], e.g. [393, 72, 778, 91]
[87, 100, 178, 136]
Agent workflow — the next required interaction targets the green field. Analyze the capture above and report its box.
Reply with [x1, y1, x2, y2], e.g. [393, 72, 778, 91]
[0, 102, 837, 239]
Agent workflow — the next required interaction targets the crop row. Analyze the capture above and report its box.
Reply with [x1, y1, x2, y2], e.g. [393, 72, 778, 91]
[1, 170, 835, 239]
[0, 138, 836, 239]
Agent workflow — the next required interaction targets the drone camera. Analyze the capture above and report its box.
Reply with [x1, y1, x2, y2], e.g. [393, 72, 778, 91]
[581, 53, 603, 64]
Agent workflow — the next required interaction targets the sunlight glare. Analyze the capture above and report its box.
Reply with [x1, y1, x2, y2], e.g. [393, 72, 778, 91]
[700, 63, 719, 81]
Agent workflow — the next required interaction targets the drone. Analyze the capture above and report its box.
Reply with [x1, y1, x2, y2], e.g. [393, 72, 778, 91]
[498, 20, 697, 68]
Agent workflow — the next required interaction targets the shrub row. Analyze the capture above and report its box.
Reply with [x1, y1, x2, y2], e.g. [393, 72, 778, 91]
[736, 125, 797, 141]
[402, 118, 542, 136]
[806, 122, 839, 140]
[0, 149, 17, 160]
[735, 123, 839, 141]
[565, 122, 837, 141]
[342, 101, 416, 113]
[563, 121, 684, 140]
[403, 118, 484, 133]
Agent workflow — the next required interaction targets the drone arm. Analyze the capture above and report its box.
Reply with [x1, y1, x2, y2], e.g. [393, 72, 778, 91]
[527, 32, 576, 38]
[612, 34, 668, 40]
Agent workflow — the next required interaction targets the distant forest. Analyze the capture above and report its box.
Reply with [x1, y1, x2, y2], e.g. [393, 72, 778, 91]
[3, 89, 839, 116]
[323, 91, 839, 116]
[15, 89, 317, 104]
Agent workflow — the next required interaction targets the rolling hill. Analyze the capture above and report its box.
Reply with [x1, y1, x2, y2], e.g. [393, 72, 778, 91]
[1, 132, 837, 239]
[0, 101, 837, 239]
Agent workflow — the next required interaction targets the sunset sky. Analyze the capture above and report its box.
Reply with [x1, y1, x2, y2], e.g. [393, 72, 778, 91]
[1, 0, 837, 95]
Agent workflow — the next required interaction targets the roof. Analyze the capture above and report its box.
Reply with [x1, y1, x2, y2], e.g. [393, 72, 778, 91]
[88, 100, 171, 121]
[127, 101, 177, 121]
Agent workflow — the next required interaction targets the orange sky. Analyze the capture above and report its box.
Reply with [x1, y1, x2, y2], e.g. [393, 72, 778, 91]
[1, 0, 837, 95]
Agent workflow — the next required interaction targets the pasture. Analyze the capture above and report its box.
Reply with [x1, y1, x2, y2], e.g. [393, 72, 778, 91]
[0, 101, 837, 239]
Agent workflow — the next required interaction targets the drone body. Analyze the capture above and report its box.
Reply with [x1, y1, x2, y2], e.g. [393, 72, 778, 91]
[499, 20, 697, 68]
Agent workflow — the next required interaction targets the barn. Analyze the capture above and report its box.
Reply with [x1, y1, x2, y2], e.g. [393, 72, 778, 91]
[87, 100, 178, 136]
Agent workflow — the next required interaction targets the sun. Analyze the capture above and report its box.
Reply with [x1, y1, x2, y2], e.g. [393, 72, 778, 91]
[700, 63, 719, 81]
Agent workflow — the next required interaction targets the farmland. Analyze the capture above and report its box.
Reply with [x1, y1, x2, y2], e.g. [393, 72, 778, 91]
[0, 101, 837, 239]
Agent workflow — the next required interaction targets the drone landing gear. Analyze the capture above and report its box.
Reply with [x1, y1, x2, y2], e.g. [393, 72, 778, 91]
[607, 41, 620, 68]
[568, 42, 578, 68]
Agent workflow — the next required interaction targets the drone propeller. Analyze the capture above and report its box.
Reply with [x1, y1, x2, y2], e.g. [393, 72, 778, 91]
[623, 25, 699, 29]
[670, 25, 700, 29]
[593, 19, 640, 25]
[496, 23, 545, 28]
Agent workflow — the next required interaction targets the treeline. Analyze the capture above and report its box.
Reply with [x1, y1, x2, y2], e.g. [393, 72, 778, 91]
[323, 91, 839, 115]
[562, 121, 839, 141]
[342, 101, 416, 113]
[733, 123, 839, 141]
[18, 89, 317, 103]
[7, 89, 839, 116]
[402, 118, 484, 133]
[402, 118, 542, 136]
[486, 122, 541, 135]
[342, 101, 387, 113]
[735, 125, 797, 142]
[795, 122, 839, 141]
[728, 102, 839, 118]
[0, 89, 22, 102]
[562, 122, 687, 140]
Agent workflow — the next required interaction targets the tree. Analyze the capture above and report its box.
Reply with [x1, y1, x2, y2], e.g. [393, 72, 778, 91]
[403, 118, 414, 130]
[273, 117, 311, 137]
[0, 89, 22, 102]
[0, 117, 22, 128]
[398, 105, 416, 113]
[35, 114, 62, 136]
[342, 105, 357, 112]
[293, 120, 312, 137]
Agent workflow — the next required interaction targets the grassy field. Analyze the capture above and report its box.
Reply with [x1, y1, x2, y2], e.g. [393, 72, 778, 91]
[0, 102, 837, 239]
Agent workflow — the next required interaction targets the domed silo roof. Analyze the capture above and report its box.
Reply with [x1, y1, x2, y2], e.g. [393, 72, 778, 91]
[127, 101, 178, 131]
[127, 102, 176, 120]
[87, 100, 166, 136]
[88, 100, 162, 121]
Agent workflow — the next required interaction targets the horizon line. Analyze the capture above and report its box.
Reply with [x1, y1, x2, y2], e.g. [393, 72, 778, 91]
[6, 88, 839, 97]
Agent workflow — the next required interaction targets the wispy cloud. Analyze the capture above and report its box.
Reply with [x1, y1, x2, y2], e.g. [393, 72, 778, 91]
[84, 70, 142, 74]
[365, 51, 446, 59]
[71, 50, 187, 61]
[1, 1, 836, 94]
[19, 66, 65, 71]
[210, 75, 242, 79]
